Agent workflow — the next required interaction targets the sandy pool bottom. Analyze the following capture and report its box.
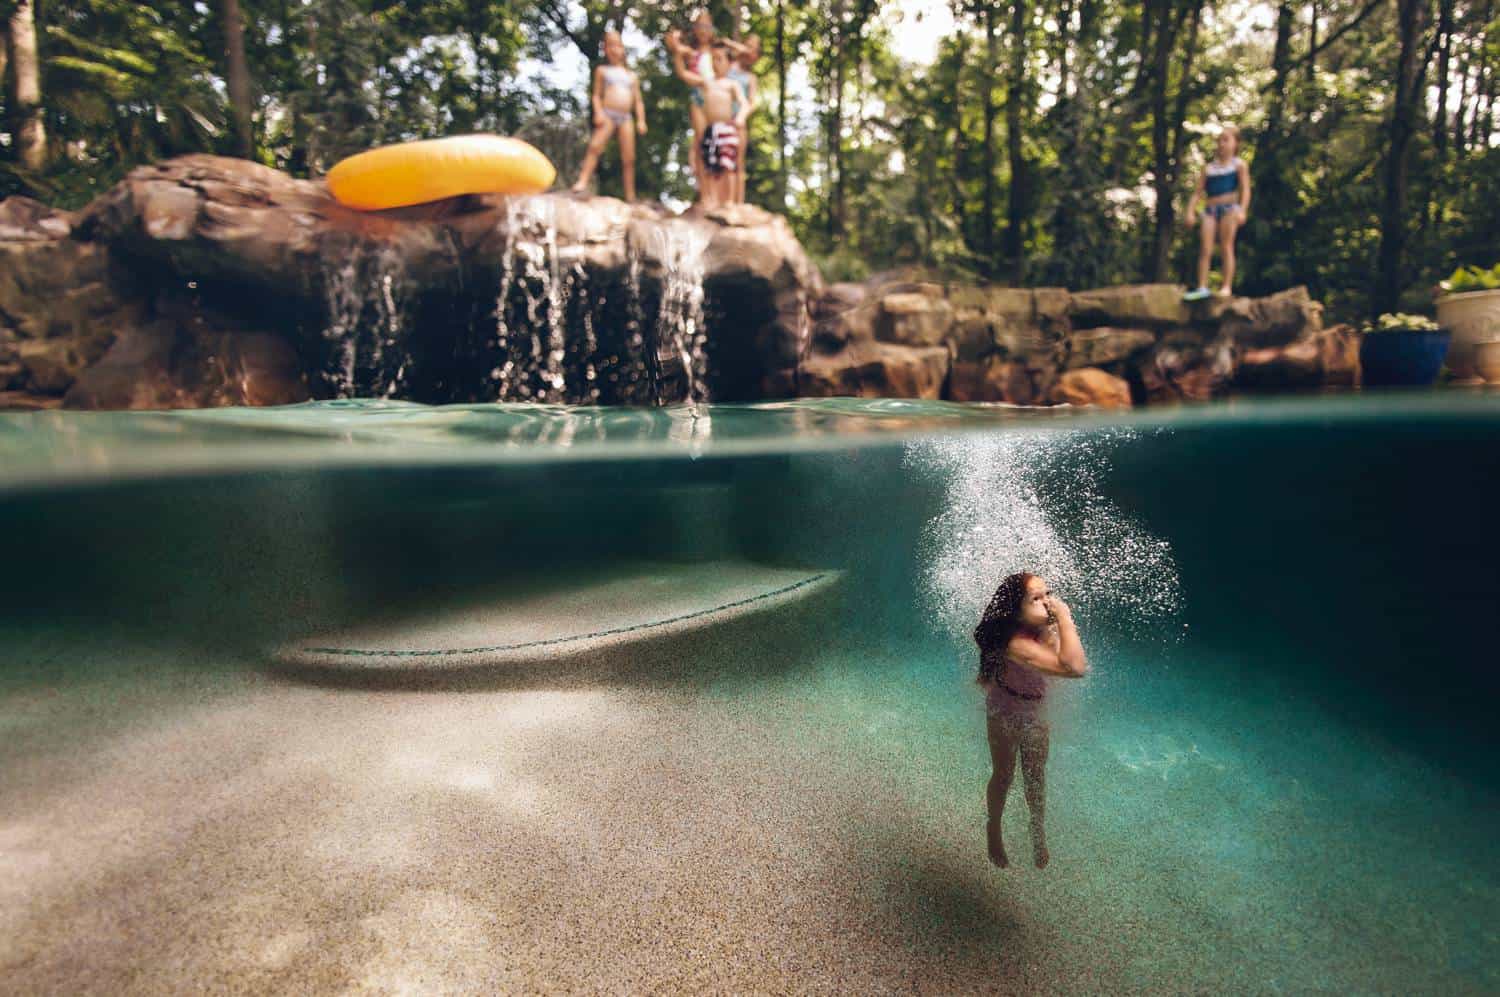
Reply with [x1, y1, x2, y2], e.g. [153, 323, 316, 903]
[1, 645, 1494, 994]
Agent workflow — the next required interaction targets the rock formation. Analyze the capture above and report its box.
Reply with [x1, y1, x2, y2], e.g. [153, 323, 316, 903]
[805, 274, 1356, 406]
[0, 155, 1357, 411]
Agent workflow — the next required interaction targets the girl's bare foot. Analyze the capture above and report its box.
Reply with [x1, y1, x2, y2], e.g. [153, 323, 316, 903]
[987, 819, 1009, 868]
[569, 182, 586, 195]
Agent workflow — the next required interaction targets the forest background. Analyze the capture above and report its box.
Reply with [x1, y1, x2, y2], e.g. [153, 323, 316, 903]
[0, 0, 1496, 322]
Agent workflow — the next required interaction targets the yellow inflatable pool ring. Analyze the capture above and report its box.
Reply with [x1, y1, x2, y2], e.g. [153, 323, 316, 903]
[326, 135, 556, 211]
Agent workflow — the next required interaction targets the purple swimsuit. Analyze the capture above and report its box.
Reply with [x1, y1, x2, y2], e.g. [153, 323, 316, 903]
[984, 632, 1050, 723]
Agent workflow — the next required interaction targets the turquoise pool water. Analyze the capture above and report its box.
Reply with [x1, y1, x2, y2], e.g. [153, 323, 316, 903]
[1, 395, 1496, 992]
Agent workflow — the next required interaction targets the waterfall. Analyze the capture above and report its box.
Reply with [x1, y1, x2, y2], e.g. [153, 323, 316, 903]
[487, 200, 714, 406]
[319, 241, 409, 399]
[648, 222, 711, 406]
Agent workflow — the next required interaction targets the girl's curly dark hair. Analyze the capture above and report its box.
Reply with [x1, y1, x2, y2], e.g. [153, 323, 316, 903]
[973, 572, 1036, 685]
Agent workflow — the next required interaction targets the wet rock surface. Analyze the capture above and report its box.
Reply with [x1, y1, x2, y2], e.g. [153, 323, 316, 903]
[3, 155, 1353, 410]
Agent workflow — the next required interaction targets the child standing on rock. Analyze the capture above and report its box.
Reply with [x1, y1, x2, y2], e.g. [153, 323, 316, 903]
[672, 43, 747, 211]
[571, 31, 647, 202]
[666, 12, 720, 200]
[723, 35, 761, 204]
[1183, 125, 1251, 301]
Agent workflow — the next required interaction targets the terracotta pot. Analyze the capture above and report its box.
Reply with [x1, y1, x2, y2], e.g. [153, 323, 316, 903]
[1436, 288, 1500, 378]
[1475, 340, 1500, 384]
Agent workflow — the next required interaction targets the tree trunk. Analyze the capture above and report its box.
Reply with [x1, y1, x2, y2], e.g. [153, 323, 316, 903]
[1305, 0, 1318, 84]
[832, 45, 845, 238]
[1146, 2, 1177, 280]
[1004, 0, 1027, 277]
[1055, 0, 1073, 97]
[982, 4, 997, 268]
[221, 0, 255, 158]
[1254, 0, 1294, 254]
[1265, 0, 1294, 146]
[1146, 1, 1203, 281]
[7, 0, 45, 171]
[951, 34, 969, 245]
[777, 0, 787, 208]
[1375, 0, 1429, 316]
[1434, 0, 1452, 157]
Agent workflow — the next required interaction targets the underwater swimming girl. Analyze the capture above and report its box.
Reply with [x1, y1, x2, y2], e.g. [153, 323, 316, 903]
[975, 572, 1089, 868]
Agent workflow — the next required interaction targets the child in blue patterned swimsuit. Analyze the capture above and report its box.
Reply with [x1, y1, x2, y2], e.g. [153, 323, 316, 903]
[571, 31, 647, 202]
[1183, 125, 1251, 301]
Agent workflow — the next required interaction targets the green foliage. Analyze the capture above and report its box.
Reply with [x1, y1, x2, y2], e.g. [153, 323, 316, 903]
[1440, 263, 1500, 293]
[1363, 313, 1443, 333]
[1, 0, 1496, 320]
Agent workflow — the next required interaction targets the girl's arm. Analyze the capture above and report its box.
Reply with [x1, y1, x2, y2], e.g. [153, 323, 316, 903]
[633, 75, 647, 133]
[1184, 170, 1205, 225]
[733, 81, 749, 128]
[590, 67, 604, 125]
[745, 76, 758, 115]
[1238, 160, 1252, 217]
[1005, 604, 1088, 678]
[667, 38, 701, 87]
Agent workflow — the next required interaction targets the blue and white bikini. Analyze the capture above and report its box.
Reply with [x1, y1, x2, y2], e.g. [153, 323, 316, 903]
[1203, 156, 1244, 220]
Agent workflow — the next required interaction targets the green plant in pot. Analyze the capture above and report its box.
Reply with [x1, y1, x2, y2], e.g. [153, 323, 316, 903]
[1359, 313, 1450, 387]
[1435, 262, 1500, 380]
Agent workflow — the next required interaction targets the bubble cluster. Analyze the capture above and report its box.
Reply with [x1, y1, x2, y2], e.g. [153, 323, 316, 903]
[904, 427, 1183, 656]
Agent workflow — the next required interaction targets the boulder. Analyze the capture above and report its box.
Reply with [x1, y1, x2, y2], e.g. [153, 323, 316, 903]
[1236, 323, 1359, 391]
[1050, 368, 1133, 408]
[1220, 286, 1322, 348]
[1319, 323, 1361, 386]
[801, 341, 950, 399]
[947, 285, 1034, 319]
[951, 311, 995, 362]
[948, 358, 1048, 405]
[1137, 330, 1234, 403]
[812, 282, 867, 320]
[65, 311, 309, 410]
[0, 196, 73, 241]
[1070, 284, 1188, 327]
[1065, 327, 1157, 369]
[0, 210, 141, 400]
[875, 291, 954, 346]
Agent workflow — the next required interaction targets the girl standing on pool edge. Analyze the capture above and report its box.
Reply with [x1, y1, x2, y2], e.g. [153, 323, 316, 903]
[1183, 124, 1251, 301]
[975, 573, 1089, 868]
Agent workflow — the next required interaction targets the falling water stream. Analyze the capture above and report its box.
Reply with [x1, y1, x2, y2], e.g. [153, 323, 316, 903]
[320, 242, 409, 399]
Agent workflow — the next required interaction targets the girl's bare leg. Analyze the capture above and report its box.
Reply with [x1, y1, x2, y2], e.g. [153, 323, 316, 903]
[985, 712, 1019, 868]
[618, 122, 637, 203]
[1218, 211, 1241, 294]
[735, 128, 748, 203]
[1018, 722, 1051, 868]
[1196, 212, 1216, 289]
[571, 121, 616, 193]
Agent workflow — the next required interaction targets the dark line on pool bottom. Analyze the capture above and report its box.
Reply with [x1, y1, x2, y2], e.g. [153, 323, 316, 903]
[298, 573, 830, 659]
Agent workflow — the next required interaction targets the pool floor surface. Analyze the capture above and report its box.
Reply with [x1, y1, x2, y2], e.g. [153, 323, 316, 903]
[1, 639, 1494, 995]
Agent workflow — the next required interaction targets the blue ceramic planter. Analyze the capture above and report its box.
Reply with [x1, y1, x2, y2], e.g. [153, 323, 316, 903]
[1360, 329, 1451, 387]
